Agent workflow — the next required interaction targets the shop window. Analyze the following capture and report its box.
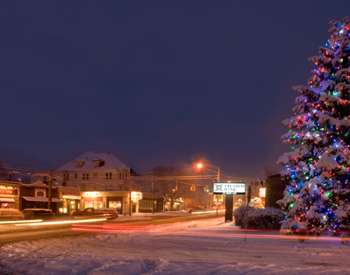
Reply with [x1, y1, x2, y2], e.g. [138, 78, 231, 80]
[109, 200, 122, 209]
[84, 197, 103, 209]
[190, 184, 196, 192]
[139, 200, 153, 211]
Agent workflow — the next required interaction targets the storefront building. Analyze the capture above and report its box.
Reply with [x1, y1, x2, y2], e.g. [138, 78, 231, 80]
[81, 191, 142, 215]
[138, 192, 164, 213]
[20, 181, 61, 213]
[59, 186, 81, 215]
[0, 181, 19, 209]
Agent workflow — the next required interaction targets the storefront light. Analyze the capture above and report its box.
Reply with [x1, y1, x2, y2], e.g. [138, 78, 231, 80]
[82, 192, 101, 198]
[59, 207, 68, 214]
[259, 187, 266, 198]
[131, 191, 142, 202]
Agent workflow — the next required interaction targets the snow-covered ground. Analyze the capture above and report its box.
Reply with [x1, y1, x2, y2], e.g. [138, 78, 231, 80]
[1, 218, 350, 274]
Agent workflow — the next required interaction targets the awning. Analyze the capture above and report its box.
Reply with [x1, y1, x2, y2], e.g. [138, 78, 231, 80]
[0, 197, 15, 203]
[22, 196, 61, 203]
[62, 195, 81, 200]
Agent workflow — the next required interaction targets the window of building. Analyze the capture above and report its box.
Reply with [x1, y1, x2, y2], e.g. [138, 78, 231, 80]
[105, 172, 112, 180]
[119, 171, 128, 180]
[35, 188, 46, 197]
[74, 173, 78, 179]
[190, 184, 196, 192]
[93, 159, 105, 168]
[63, 173, 70, 181]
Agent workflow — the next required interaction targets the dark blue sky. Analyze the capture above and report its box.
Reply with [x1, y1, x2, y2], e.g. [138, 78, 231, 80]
[1, 1, 350, 177]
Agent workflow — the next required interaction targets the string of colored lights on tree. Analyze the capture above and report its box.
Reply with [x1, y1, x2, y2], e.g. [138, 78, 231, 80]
[279, 18, 350, 235]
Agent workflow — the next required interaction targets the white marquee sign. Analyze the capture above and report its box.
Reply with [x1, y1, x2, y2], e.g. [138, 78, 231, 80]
[213, 182, 246, 194]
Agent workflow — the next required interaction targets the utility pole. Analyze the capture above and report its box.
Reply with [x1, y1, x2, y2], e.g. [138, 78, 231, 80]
[48, 170, 53, 211]
[152, 176, 155, 214]
[216, 167, 221, 216]
[216, 167, 221, 182]
[129, 191, 132, 216]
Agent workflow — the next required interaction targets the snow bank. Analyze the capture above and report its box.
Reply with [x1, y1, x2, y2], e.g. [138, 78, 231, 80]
[1, 218, 350, 274]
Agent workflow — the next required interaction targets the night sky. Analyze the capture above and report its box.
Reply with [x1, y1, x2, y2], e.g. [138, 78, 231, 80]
[1, 1, 350, 178]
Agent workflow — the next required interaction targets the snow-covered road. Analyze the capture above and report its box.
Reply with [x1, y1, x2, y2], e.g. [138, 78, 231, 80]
[1, 217, 350, 274]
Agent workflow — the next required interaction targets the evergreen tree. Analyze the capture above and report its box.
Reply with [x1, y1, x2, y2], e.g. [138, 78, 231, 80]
[279, 18, 350, 234]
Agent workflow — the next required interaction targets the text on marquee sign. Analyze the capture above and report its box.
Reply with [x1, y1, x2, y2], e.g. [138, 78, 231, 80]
[213, 182, 246, 194]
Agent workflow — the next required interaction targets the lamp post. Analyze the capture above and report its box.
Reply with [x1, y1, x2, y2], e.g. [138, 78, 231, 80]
[193, 161, 221, 214]
[48, 170, 53, 212]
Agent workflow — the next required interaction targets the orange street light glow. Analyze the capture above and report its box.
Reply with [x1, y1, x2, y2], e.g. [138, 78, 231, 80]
[195, 162, 204, 170]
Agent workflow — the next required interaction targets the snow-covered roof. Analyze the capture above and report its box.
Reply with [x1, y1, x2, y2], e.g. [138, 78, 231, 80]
[56, 152, 129, 172]
[22, 180, 48, 188]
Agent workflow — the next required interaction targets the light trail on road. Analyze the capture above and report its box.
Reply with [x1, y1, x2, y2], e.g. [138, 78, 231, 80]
[72, 219, 350, 244]
[15, 218, 107, 227]
[0, 219, 43, 225]
[72, 223, 150, 233]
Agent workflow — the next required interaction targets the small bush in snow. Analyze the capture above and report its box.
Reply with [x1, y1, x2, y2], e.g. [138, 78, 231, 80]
[233, 205, 251, 227]
[233, 206, 284, 230]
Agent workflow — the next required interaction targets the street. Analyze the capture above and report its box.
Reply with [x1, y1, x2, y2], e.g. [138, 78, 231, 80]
[0, 212, 220, 244]
[1, 215, 350, 274]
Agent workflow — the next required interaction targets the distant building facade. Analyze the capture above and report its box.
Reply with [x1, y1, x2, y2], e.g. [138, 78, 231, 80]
[55, 152, 139, 215]
[56, 152, 132, 191]
[134, 166, 216, 212]
[0, 180, 20, 209]
[20, 181, 61, 213]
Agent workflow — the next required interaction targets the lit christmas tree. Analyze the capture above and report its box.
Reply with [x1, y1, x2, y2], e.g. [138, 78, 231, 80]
[279, 18, 350, 235]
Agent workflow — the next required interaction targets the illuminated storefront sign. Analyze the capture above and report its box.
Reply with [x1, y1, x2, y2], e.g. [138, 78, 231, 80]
[213, 182, 246, 194]
[0, 185, 18, 208]
[0, 185, 16, 196]
[259, 187, 266, 198]
[131, 191, 142, 202]
[82, 192, 101, 198]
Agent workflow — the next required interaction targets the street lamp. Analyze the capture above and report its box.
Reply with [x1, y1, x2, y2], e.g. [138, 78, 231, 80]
[193, 161, 221, 182]
[195, 162, 204, 171]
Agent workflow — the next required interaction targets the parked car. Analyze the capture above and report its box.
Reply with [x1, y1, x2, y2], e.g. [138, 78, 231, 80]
[23, 208, 53, 219]
[0, 208, 24, 220]
[73, 208, 118, 219]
